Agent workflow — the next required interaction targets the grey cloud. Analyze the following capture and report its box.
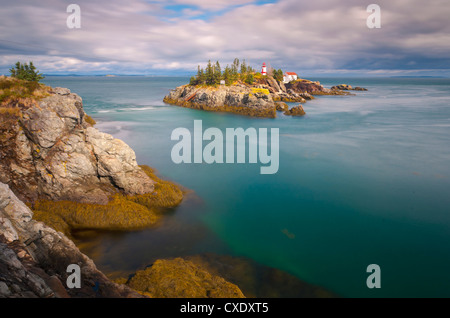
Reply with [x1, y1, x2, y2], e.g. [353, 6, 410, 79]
[0, 0, 449, 75]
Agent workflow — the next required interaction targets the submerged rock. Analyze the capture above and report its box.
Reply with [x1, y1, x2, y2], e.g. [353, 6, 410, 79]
[185, 254, 337, 298]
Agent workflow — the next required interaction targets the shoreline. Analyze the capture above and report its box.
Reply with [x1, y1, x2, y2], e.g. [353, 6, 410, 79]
[163, 76, 365, 118]
[0, 76, 335, 298]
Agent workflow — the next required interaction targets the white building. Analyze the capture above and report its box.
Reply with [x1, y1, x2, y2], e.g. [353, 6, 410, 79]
[283, 72, 298, 83]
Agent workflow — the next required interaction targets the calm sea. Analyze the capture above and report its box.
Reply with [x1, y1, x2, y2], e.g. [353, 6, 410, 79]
[42, 76, 450, 297]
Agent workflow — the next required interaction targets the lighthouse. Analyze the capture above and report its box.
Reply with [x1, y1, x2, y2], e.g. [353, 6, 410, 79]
[261, 62, 267, 76]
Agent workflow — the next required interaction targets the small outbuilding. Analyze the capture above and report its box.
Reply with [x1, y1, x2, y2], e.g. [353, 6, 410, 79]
[283, 72, 298, 83]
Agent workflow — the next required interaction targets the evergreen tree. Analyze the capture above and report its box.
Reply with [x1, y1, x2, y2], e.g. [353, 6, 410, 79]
[240, 59, 247, 78]
[195, 65, 205, 85]
[9, 61, 44, 82]
[223, 65, 232, 85]
[214, 61, 222, 84]
[205, 60, 215, 85]
[245, 73, 254, 85]
[273, 69, 284, 82]
[231, 58, 240, 82]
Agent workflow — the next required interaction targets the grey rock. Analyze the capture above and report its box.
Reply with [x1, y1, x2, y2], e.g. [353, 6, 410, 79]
[0, 281, 11, 296]
[0, 182, 143, 298]
[1, 86, 155, 204]
[53, 87, 71, 95]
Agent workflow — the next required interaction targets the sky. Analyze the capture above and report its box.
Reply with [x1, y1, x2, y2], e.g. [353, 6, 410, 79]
[0, 0, 449, 77]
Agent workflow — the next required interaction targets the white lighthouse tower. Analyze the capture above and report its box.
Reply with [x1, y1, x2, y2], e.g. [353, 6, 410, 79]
[261, 62, 267, 76]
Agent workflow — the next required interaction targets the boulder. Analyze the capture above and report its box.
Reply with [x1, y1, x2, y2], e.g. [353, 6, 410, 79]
[275, 102, 289, 112]
[284, 105, 306, 117]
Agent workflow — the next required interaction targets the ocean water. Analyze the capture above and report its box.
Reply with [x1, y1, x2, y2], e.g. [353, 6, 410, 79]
[42, 76, 450, 297]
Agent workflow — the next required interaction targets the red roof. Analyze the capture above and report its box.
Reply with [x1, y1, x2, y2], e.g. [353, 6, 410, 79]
[285, 72, 298, 76]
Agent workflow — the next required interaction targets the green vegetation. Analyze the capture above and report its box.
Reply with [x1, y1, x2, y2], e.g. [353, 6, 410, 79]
[9, 61, 44, 83]
[273, 69, 284, 82]
[0, 76, 48, 105]
[190, 58, 256, 86]
[0, 76, 50, 135]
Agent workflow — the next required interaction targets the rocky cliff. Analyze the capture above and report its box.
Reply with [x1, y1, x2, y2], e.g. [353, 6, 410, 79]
[0, 80, 154, 205]
[0, 182, 245, 298]
[0, 182, 141, 298]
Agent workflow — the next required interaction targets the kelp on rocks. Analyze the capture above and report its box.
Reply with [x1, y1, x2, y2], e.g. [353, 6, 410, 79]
[32, 165, 184, 236]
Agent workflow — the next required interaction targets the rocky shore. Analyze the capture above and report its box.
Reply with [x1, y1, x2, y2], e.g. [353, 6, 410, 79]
[0, 76, 335, 298]
[0, 77, 246, 298]
[163, 76, 366, 118]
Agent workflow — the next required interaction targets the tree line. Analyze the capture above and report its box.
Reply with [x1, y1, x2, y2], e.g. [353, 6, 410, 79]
[190, 58, 258, 86]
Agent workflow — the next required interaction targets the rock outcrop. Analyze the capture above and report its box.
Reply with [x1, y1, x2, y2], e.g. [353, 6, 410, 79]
[163, 84, 277, 118]
[0, 182, 141, 298]
[0, 81, 154, 204]
[275, 102, 289, 112]
[331, 84, 368, 91]
[0, 77, 183, 239]
[126, 258, 245, 298]
[284, 105, 306, 117]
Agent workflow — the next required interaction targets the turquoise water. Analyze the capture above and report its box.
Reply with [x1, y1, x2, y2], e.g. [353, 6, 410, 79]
[42, 76, 450, 297]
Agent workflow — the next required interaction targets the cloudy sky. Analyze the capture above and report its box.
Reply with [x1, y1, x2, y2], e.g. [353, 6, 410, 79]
[1, 0, 449, 76]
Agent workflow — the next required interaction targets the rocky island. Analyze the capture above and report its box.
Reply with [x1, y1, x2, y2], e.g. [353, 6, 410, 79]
[164, 60, 366, 118]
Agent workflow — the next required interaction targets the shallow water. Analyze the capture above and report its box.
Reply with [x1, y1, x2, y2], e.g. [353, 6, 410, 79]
[43, 76, 450, 297]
